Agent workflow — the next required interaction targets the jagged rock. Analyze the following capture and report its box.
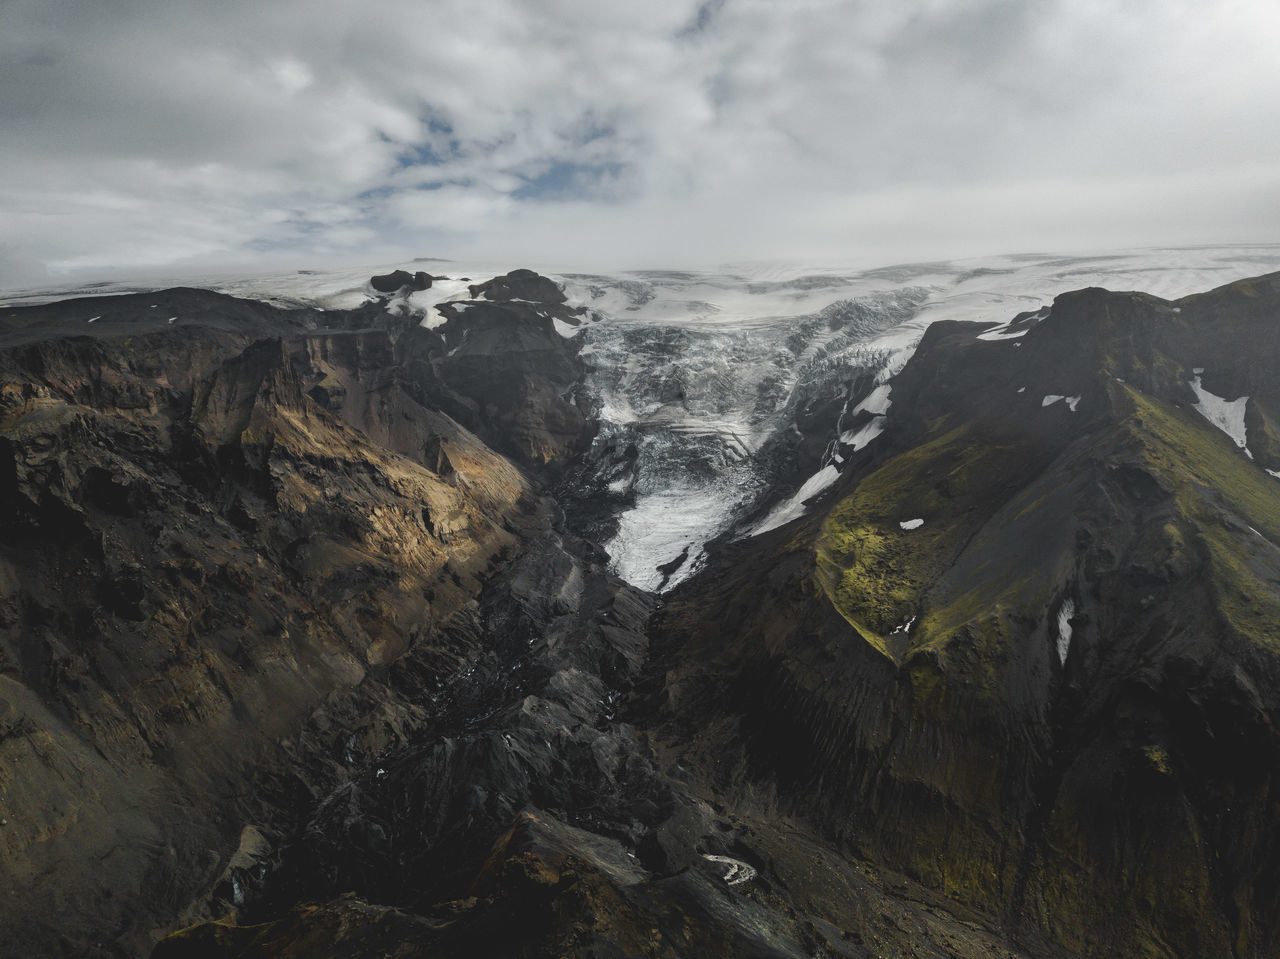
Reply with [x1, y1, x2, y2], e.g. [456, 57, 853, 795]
[369, 269, 432, 293]
[0, 286, 540, 957]
[469, 268, 567, 305]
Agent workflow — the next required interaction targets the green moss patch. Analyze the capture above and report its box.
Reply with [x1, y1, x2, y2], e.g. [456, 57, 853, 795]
[1120, 385, 1280, 652]
[816, 421, 1047, 662]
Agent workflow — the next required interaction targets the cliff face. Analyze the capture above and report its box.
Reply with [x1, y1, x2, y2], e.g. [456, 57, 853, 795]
[652, 272, 1280, 958]
[402, 273, 593, 472]
[0, 281, 587, 956]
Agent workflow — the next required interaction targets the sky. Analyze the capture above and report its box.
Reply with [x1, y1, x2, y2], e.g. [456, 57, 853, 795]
[2, 0, 1279, 287]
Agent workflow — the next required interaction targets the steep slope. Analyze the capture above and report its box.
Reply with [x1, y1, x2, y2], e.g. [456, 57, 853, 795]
[406, 272, 594, 472]
[651, 272, 1280, 958]
[0, 279, 589, 957]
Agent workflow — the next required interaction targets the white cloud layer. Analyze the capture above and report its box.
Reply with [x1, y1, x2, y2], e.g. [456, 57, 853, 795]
[2, 0, 1279, 285]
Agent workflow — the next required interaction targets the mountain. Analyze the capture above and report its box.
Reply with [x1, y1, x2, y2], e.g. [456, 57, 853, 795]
[0, 277, 606, 956]
[2, 252, 1279, 958]
[652, 273, 1280, 957]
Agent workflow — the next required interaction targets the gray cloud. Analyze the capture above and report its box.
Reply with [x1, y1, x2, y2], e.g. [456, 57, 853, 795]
[1, 0, 1278, 283]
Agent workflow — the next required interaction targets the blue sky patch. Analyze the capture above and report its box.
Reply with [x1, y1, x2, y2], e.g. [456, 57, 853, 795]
[512, 160, 624, 201]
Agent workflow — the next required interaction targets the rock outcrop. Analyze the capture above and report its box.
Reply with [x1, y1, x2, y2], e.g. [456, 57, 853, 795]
[369, 270, 434, 293]
[469, 268, 567, 306]
[406, 298, 593, 472]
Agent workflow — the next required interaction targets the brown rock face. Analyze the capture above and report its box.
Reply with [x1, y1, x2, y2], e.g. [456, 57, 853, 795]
[0, 285, 562, 956]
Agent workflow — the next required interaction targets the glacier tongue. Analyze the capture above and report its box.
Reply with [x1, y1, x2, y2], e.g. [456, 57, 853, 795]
[566, 279, 929, 590]
[607, 485, 741, 592]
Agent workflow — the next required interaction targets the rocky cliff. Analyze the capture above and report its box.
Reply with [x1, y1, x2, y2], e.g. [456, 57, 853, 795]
[0, 277, 593, 957]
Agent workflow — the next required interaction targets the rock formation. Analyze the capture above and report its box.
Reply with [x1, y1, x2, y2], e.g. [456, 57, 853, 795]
[370, 270, 434, 294]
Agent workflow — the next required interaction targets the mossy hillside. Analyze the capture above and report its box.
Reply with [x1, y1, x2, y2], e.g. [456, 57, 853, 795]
[1118, 384, 1280, 653]
[806, 416, 1080, 910]
[646, 274, 1280, 959]
[1245, 393, 1280, 470]
[819, 279, 1280, 669]
[908, 446, 1089, 659]
[1022, 737, 1234, 959]
[816, 418, 1055, 663]
[803, 329, 1280, 943]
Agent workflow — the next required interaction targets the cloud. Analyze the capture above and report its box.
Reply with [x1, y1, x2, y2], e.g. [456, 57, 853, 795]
[0, 241, 48, 289]
[1, 0, 1279, 283]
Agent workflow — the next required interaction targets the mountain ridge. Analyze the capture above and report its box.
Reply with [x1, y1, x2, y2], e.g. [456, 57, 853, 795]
[1, 265, 1279, 957]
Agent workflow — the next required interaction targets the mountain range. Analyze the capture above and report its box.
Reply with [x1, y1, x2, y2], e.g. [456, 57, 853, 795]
[2, 248, 1279, 958]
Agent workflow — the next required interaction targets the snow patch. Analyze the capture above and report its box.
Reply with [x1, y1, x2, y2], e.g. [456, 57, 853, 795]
[1042, 394, 1081, 411]
[977, 325, 1030, 341]
[86, 315, 100, 323]
[703, 854, 756, 887]
[750, 465, 841, 537]
[1267, 469, 1280, 480]
[839, 417, 886, 450]
[552, 318, 582, 338]
[890, 615, 916, 636]
[1056, 598, 1075, 665]
[1017, 386, 1026, 393]
[854, 383, 893, 416]
[899, 518, 924, 530]
[1189, 372, 1250, 452]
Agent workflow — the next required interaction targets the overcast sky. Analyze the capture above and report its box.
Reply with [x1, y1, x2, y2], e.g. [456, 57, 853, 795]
[2, 0, 1278, 286]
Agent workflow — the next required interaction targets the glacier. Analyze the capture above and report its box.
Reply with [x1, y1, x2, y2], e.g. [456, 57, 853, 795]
[7, 244, 1279, 592]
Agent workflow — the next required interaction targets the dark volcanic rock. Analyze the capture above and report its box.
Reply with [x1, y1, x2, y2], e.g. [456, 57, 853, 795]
[469, 268, 567, 306]
[158, 522, 1049, 959]
[404, 297, 593, 472]
[369, 269, 432, 293]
